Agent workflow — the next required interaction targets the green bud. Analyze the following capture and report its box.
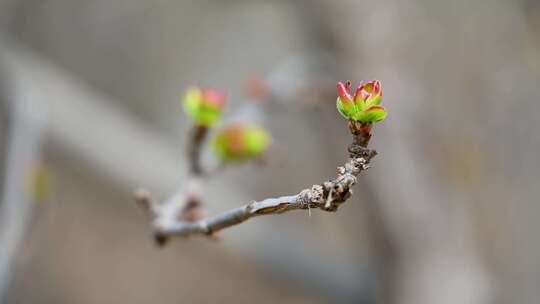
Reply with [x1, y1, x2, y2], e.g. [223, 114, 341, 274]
[183, 87, 225, 127]
[335, 80, 387, 123]
[212, 124, 270, 163]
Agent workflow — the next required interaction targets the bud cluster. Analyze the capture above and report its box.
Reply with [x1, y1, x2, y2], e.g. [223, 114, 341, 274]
[336, 80, 387, 123]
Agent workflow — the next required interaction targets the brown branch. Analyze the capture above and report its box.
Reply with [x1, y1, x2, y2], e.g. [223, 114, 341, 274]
[187, 125, 208, 176]
[135, 122, 378, 244]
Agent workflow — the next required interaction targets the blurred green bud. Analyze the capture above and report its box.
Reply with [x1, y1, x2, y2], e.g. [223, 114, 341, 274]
[183, 87, 225, 127]
[212, 124, 271, 163]
[336, 80, 387, 123]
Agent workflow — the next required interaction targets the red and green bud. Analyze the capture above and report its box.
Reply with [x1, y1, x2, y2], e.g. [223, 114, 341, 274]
[212, 124, 271, 163]
[336, 81, 355, 116]
[336, 80, 387, 123]
[183, 87, 226, 127]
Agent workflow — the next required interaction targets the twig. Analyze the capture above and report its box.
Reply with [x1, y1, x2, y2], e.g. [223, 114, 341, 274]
[0, 76, 47, 299]
[135, 122, 377, 243]
[144, 123, 209, 245]
[187, 125, 208, 176]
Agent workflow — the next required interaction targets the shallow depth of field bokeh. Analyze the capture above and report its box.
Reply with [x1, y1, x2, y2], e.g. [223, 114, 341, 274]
[1, 1, 539, 304]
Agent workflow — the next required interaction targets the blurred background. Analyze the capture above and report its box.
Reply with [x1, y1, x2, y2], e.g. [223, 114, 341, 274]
[0, 0, 539, 303]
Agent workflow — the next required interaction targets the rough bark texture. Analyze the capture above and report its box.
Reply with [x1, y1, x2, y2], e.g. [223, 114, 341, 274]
[135, 124, 377, 241]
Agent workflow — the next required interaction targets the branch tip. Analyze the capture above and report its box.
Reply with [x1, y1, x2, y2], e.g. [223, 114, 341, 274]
[136, 119, 379, 241]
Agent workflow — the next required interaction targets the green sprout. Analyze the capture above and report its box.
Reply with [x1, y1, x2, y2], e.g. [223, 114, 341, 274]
[183, 87, 226, 127]
[336, 80, 387, 123]
[212, 124, 270, 163]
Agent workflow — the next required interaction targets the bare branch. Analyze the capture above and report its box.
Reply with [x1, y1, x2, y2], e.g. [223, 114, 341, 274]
[135, 122, 377, 243]
[187, 125, 208, 176]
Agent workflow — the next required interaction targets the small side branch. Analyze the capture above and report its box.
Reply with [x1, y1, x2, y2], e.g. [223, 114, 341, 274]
[187, 125, 208, 176]
[135, 132, 377, 242]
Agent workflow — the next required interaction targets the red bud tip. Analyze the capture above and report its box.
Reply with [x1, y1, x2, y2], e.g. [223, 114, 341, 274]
[354, 80, 382, 102]
[337, 81, 353, 103]
[372, 80, 382, 96]
[201, 89, 226, 109]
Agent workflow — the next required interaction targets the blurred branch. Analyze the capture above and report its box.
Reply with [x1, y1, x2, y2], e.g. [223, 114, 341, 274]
[0, 38, 188, 195]
[187, 125, 208, 176]
[135, 122, 377, 243]
[0, 64, 47, 300]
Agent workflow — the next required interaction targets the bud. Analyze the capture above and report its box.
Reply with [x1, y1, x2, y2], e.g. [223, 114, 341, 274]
[212, 124, 271, 163]
[336, 80, 387, 123]
[183, 87, 226, 127]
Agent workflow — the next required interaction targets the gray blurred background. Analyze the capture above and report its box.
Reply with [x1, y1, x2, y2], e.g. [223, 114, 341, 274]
[0, 0, 539, 303]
